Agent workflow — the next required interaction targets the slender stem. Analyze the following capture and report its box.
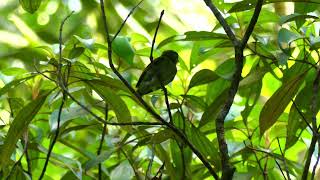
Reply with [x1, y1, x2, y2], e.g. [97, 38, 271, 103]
[277, 138, 291, 180]
[98, 104, 108, 180]
[150, 10, 164, 62]
[112, 0, 144, 42]
[241, 0, 264, 48]
[38, 11, 74, 180]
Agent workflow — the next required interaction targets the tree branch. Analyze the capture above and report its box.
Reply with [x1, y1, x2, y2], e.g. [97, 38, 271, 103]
[241, 0, 264, 48]
[203, 0, 238, 45]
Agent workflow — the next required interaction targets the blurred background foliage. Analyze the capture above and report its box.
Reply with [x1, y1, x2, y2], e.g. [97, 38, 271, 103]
[1, 0, 320, 179]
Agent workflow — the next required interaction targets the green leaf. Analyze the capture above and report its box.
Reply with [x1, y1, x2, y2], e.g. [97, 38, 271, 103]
[68, 47, 85, 59]
[278, 28, 302, 54]
[87, 82, 132, 129]
[19, 0, 42, 14]
[200, 89, 228, 127]
[0, 92, 48, 170]
[112, 36, 135, 65]
[279, 13, 318, 25]
[189, 69, 219, 89]
[49, 106, 88, 132]
[158, 31, 228, 48]
[228, 0, 320, 13]
[110, 160, 135, 180]
[259, 72, 306, 135]
[0, 76, 35, 97]
[85, 149, 115, 171]
[1, 67, 28, 76]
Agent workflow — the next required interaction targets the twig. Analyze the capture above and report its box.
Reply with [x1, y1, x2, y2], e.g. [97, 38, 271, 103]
[112, 0, 144, 42]
[302, 68, 320, 179]
[275, 159, 287, 180]
[311, 145, 320, 180]
[98, 104, 108, 180]
[38, 11, 74, 180]
[150, 10, 164, 62]
[145, 144, 155, 180]
[240, 0, 264, 48]
[277, 138, 291, 180]
[99, 0, 219, 178]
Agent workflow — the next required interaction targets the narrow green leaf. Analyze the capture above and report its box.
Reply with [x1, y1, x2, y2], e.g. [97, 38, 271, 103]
[158, 31, 228, 48]
[0, 92, 48, 170]
[278, 28, 302, 54]
[228, 0, 320, 13]
[0, 76, 35, 97]
[280, 13, 318, 25]
[199, 89, 228, 127]
[87, 82, 132, 129]
[189, 69, 219, 89]
[259, 72, 306, 135]
[68, 47, 85, 59]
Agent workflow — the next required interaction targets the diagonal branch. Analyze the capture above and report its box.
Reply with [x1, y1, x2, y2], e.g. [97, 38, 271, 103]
[241, 0, 264, 48]
[203, 0, 238, 45]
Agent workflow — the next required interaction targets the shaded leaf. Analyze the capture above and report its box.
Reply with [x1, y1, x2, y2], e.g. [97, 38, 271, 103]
[189, 69, 219, 89]
[0, 92, 48, 169]
[19, 0, 42, 14]
[259, 72, 306, 135]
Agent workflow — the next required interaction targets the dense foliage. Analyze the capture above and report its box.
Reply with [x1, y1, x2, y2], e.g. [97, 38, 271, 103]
[0, 0, 320, 179]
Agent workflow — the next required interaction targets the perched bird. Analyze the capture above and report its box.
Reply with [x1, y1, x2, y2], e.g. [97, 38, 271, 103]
[136, 50, 179, 95]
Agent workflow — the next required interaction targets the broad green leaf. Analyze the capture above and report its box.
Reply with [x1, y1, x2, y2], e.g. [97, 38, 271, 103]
[278, 28, 302, 54]
[183, 95, 208, 110]
[74, 35, 95, 51]
[19, 0, 42, 14]
[239, 67, 268, 87]
[87, 82, 132, 129]
[0, 92, 48, 170]
[158, 31, 228, 48]
[259, 72, 306, 135]
[85, 149, 115, 171]
[112, 36, 135, 65]
[1, 67, 28, 76]
[310, 36, 320, 50]
[228, 0, 320, 13]
[49, 106, 88, 132]
[189, 69, 219, 89]
[0, 76, 35, 97]
[200, 89, 228, 127]
[68, 47, 85, 59]
[110, 160, 134, 180]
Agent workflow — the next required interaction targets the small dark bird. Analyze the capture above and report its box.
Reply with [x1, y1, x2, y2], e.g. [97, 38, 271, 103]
[136, 50, 179, 95]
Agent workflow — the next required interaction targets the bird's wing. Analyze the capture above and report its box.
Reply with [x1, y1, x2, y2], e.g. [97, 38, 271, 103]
[136, 58, 161, 87]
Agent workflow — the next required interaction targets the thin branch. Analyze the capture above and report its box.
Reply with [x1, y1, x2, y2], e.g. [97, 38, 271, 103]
[112, 0, 144, 42]
[98, 104, 108, 180]
[99, 0, 219, 178]
[38, 11, 74, 180]
[275, 159, 287, 180]
[240, 0, 264, 48]
[311, 145, 320, 180]
[277, 138, 291, 180]
[302, 68, 320, 179]
[150, 10, 164, 62]
[203, 0, 238, 45]
[145, 144, 155, 180]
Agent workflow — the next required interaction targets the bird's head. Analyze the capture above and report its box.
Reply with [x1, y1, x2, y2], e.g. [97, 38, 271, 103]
[162, 50, 179, 64]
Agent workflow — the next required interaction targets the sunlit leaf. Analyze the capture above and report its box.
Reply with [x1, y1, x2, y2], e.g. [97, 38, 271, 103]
[112, 36, 135, 65]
